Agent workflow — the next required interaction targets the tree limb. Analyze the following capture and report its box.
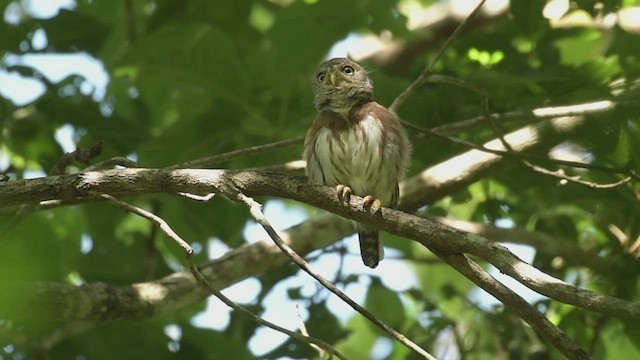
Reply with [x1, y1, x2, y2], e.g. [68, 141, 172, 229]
[1, 168, 639, 322]
[233, 191, 436, 360]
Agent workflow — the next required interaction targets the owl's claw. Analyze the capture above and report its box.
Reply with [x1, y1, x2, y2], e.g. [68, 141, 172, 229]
[362, 195, 382, 216]
[336, 185, 352, 203]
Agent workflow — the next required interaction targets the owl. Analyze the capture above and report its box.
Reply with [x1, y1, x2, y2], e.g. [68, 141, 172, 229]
[303, 58, 411, 268]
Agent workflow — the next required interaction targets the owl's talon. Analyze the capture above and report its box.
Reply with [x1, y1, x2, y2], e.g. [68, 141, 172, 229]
[336, 185, 352, 203]
[362, 195, 382, 216]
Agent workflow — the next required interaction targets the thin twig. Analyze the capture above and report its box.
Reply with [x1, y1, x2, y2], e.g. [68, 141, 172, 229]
[123, 0, 137, 44]
[84, 157, 139, 171]
[248, 160, 307, 173]
[169, 136, 304, 169]
[100, 194, 193, 254]
[588, 316, 609, 355]
[414, 100, 618, 141]
[524, 161, 632, 189]
[296, 303, 326, 359]
[2, 204, 36, 233]
[142, 201, 161, 281]
[177, 192, 216, 202]
[389, 0, 487, 112]
[425, 75, 492, 123]
[233, 191, 437, 360]
[404, 121, 633, 175]
[39, 322, 94, 350]
[450, 323, 467, 360]
[100, 193, 346, 359]
[4, 322, 94, 355]
[186, 256, 347, 360]
[417, 78, 630, 185]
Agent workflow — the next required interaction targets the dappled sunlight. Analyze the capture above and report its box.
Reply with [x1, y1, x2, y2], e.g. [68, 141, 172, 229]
[3, 0, 640, 358]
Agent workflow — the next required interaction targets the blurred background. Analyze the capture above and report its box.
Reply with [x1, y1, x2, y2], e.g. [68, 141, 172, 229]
[1, 0, 640, 359]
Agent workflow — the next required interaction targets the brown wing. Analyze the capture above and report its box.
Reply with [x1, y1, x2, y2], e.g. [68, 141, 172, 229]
[349, 102, 411, 180]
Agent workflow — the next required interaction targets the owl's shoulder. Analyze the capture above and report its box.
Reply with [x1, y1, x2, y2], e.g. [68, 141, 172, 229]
[349, 101, 399, 125]
[311, 111, 349, 131]
[304, 111, 348, 147]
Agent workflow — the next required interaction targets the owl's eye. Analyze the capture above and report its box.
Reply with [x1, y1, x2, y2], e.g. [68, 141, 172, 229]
[342, 65, 354, 75]
[317, 73, 326, 82]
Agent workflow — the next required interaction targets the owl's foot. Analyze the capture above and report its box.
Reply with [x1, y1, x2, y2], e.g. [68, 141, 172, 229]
[336, 185, 352, 203]
[362, 195, 382, 216]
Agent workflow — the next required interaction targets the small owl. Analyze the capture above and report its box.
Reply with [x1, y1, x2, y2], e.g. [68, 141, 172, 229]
[304, 58, 411, 268]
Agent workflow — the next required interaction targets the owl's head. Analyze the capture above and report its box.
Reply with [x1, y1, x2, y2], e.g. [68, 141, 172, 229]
[312, 58, 374, 114]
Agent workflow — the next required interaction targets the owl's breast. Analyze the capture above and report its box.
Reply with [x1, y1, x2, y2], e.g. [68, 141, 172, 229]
[308, 113, 395, 203]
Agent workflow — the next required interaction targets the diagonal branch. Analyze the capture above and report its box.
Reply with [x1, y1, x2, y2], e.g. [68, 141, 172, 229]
[435, 253, 591, 360]
[404, 118, 632, 175]
[390, 0, 487, 112]
[99, 192, 347, 360]
[399, 115, 589, 211]
[231, 190, 436, 360]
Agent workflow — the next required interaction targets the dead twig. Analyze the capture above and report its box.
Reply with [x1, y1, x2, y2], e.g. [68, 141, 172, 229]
[50, 140, 104, 175]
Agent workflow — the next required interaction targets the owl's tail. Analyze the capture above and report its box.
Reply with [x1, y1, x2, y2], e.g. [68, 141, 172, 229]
[357, 224, 384, 268]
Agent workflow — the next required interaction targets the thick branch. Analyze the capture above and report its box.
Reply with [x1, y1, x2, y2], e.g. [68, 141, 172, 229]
[1, 113, 630, 322]
[0, 115, 587, 209]
[1, 168, 638, 322]
[0, 211, 353, 320]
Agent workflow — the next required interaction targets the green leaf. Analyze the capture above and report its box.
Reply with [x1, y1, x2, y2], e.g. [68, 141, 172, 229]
[364, 278, 406, 330]
[509, 0, 548, 36]
[39, 9, 110, 55]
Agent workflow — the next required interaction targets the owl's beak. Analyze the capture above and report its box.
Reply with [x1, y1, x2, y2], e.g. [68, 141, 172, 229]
[329, 72, 338, 86]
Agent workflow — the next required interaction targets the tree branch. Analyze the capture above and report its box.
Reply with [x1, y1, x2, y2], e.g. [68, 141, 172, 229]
[399, 115, 588, 212]
[2, 169, 639, 322]
[100, 192, 347, 359]
[435, 253, 591, 360]
[168, 136, 304, 169]
[232, 191, 435, 360]
[413, 99, 618, 142]
[389, 0, 487, 112]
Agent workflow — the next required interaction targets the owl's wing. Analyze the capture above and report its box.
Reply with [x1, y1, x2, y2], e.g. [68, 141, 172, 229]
[390, 183, 400, 209]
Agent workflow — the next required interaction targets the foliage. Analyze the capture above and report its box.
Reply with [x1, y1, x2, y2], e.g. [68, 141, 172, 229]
[1, 0, 640, 359]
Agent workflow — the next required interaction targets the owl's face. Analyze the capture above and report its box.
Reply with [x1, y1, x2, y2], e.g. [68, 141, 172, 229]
[312, 58, 374, 114]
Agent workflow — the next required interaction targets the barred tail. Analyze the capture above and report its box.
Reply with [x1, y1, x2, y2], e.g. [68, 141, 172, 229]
[357, 224, 384, 268]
